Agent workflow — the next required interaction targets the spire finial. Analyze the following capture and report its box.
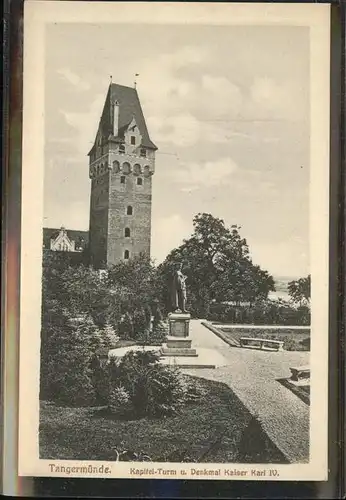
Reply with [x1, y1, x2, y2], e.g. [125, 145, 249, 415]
[134, 73, 139, 89]
[110, 75, 113, 85]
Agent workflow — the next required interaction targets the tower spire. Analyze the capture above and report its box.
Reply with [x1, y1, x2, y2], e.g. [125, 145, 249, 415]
[134, 73, 139, 89]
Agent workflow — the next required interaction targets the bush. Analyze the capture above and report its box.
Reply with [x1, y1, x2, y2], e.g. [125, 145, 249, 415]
[102, 323, 120, 348]
[40, 314, 112, 406]
[207, 300, 310, 326]
[118, 312, 134, 339]
[151, 320, 168, 345]
[132, 308, 150, 339]
[181, 376, 208, 403]
[107, 350, 186, 418]
[136, 319, 168, 346]
[109, 385, 132, 416]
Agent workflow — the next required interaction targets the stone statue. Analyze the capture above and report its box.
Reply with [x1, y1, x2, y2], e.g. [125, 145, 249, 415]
[171, 263, 188, 313]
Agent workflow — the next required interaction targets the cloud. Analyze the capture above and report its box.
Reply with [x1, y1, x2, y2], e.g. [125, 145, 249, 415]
[170, 157, 239, 191]
[60, 93, 105, 155]
[230, 168, 279, 198]
[57, 68, 91, 91]
[148, 113, 200, 148]
[136, 45, 209, 115]
[151, 214, 193, 263]
[147, 113, 248, 148]
[247, 76, 307, 122]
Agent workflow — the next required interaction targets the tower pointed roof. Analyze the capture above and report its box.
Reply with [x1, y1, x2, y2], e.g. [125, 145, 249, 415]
[89, 83, 157, 155]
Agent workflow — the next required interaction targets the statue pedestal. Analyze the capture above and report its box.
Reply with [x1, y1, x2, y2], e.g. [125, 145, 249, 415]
[168, 311, 190, 337]
[160, 312, 198, 358]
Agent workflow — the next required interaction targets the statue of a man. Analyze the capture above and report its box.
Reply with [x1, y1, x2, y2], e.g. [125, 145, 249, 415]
[171, 263, 188, 313]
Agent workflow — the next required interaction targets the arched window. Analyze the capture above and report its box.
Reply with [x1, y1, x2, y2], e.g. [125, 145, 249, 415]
[133, 164, 141, 175]
[113, 160, 120, 173]
[127, 205, 133, 215]
[124, 250, 129, 260]
[122, 162, 130, 174]
[137, 177, 143, 186]
[124, 228, 130, 237]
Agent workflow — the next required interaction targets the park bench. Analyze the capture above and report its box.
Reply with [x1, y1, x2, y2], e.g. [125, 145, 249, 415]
[239, 337, 284, 351]
[289, 365, 310, 383]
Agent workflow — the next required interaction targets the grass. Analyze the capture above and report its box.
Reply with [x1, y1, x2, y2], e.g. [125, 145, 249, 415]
[39, 376, 287, 464]
[215, 325, 310, 351]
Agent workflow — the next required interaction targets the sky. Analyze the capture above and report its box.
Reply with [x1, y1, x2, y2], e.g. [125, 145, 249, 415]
[44, 23, 310, 278]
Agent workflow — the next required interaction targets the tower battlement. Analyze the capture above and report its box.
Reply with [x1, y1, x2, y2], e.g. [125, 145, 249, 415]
[88, 83, 157, 268]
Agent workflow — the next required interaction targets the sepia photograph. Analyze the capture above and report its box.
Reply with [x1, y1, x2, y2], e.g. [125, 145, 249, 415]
[18, 1, 330, 481]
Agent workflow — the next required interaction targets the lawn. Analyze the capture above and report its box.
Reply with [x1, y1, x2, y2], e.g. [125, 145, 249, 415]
[39, 376, 287, 464]
[207, 323, 310, 351]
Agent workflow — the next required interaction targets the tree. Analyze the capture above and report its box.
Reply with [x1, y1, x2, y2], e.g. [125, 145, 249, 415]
[158, 213, 275, 316]
[107, 253, 162, 316]
[42, 254, 114, 328]
[288, 275, 311, 306]
[40, 313, 106, 405]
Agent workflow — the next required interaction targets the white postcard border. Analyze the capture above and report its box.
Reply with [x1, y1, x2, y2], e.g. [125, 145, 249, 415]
[18, 1, 331, 481]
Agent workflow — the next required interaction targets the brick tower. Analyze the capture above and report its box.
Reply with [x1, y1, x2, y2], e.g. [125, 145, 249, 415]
[88, 83, 157, 268]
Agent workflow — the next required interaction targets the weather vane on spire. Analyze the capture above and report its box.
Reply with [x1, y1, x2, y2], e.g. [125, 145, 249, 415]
[134, 73, 139, 89]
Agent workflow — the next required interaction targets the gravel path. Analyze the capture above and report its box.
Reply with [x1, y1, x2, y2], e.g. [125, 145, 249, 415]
[183, 320, 310, 463]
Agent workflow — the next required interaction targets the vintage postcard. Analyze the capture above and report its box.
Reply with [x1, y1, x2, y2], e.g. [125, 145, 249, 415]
[18, 1, 330, 481]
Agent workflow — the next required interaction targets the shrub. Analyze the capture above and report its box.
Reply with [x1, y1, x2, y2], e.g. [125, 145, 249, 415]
[181, 376, 208, 403]
[118, 312, 134, 339]
[102, 323, 120, 348]
[132, 308, 150, 339]
[109, 385, 132, 416]
[40, 314, 109, 406]
[207, 300, 310, 326]
[107, 350, 186, 418]
[136, 320, 168, 346]
[151, 308, 168, 344]
[151, 321, 168, 345]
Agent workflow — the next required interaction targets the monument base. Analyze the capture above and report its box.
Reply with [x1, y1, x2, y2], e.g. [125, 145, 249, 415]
[160, 347, 198, 357]
[166, 335, 192, 349]
[168, 311, 191, 337]
[160, 335, 198, 357]
[160, 312, 198, 359]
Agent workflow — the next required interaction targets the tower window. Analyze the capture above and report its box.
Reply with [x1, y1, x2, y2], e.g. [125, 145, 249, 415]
[119, 144, 125, 154]
[131, 136, 136, 145]
[127, 205, 133, 215]
[124, 250, 130, 260]
[124, 228, 131, 237]
[137, 177, 143, 186]
[113, 160, 120, 173]
[133, 164, 141, 175]
[120, 176, 126, 184]
[140, 148, 147, 157]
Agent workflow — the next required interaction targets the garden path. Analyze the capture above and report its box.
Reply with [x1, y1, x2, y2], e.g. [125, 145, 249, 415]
[183, 320, 310, 464]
